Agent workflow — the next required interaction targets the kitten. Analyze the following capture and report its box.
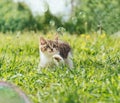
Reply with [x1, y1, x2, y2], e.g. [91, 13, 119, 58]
[38, 36, 73, 69]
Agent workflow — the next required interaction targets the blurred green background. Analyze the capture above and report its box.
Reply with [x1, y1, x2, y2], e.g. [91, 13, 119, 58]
[0, 0, 120, 34]
[0, 1, 120, 103]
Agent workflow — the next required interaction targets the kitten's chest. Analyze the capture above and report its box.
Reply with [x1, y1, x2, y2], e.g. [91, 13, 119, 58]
[40, 52, 52, 63]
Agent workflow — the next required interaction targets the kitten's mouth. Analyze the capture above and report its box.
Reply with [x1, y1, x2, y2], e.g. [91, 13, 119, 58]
[48, 50, 53, 53]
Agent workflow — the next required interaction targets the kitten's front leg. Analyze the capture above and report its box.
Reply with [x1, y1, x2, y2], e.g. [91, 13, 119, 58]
[38, 60, 48, 69]
[66, 58, 73, 69]
[38, 63, 45, 69]
[66, 52, 73, 69]
[37, 62, 46, 73]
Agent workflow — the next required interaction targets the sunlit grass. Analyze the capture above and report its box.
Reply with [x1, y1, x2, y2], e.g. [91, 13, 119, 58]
[0, 32, 120, 103]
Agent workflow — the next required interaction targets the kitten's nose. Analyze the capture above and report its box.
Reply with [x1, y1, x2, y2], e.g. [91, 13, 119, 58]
[51, 48, 53, 51]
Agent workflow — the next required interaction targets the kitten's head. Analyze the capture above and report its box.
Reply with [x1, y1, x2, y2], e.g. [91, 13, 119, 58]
[40, 36, 59, 55]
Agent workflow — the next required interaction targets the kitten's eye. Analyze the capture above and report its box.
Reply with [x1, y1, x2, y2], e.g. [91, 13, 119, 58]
[53, 45, 57, 48]
[46, 45, 49, 48]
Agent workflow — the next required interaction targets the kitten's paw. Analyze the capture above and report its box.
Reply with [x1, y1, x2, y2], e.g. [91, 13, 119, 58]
[52, 54, 64, 66]
[53, 54, 64, 62]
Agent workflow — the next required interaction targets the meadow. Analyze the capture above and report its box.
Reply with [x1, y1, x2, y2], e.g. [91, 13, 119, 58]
[0, 32, 120, 103]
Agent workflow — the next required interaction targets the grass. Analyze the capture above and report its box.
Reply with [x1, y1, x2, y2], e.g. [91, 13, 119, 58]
[0, 32, 120, 103]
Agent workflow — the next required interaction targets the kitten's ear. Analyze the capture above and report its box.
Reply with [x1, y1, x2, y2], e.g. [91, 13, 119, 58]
[40, 37, 46, 45]
[55, 34, 58, 41]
